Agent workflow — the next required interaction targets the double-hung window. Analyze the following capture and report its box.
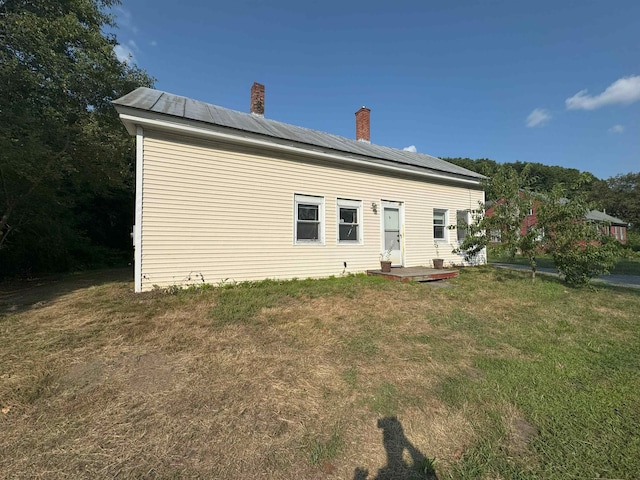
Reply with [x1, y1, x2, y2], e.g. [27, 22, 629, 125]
[337, 199, 362, 243]
[433, 209, 447, 241]
[456, 210, 469, 243]
[294, 194, 324, 244]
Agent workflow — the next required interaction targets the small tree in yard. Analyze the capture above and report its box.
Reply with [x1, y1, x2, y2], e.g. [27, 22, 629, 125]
[454, 167, 544, 279]
[454, 169, 618, 286]
[537, 187, 620, 287]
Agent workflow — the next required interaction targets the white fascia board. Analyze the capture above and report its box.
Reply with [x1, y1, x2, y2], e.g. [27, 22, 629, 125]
[116, 108, 483, 187]
[134, 126, 143, 293]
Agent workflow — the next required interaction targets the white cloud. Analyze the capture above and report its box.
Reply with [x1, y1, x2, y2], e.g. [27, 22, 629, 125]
[115, 6, 138, 34]
[566, 75, 640, 110]
[114, 44, 135, 63]
[128, 39, 140, 51]
[403, 145, 417, 153]
[150, 40, 158, 47]
[608, 124, 625, 134]
[526, 108, 551, 128]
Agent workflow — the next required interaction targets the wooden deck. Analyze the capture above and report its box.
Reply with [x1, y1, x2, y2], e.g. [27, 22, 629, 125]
[366, 266, 459, 282]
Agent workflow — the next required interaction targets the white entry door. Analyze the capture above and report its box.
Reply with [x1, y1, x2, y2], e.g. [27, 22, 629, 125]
[382, 201, 404, 266]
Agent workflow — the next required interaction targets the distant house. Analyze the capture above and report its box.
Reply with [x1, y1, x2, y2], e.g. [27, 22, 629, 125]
[486, 196, 628, 245]
[585, 210, 628, 244]
[485, 196, 542, 244]
[113, 83, 485, 292]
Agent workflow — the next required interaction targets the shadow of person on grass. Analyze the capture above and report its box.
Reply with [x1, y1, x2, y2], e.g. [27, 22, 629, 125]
[354, 416, 438, 480]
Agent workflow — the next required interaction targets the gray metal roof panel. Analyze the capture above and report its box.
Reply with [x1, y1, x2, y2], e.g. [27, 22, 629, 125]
[586, 210, 626, 225]
[151, 93, 185, 117]
[184, 97, 214, 123]
[113, 87, 163, 110]
[114, 87, 485, 181]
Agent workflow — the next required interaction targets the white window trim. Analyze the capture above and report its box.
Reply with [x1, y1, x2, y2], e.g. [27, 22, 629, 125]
[294, 194, 325, 245]
[336, 198, 363, 245]
[433, 208, 448, 242]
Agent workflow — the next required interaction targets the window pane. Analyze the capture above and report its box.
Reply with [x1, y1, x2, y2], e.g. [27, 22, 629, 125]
[434, 209, 446, 240]
[339, 224, 358, 241]
[384, 208, 399, 230]
[298, 204, 318, 221]
[297, 222, 319, 240]
[457, 211, 468, 242]
[340, 208, 357, 224]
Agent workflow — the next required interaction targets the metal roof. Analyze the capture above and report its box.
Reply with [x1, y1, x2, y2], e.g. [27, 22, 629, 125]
[585, 210, 627, 225]
[113, 87, 485, 182]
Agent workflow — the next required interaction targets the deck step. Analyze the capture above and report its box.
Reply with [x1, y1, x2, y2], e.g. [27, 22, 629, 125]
[366, 266, 459, 282]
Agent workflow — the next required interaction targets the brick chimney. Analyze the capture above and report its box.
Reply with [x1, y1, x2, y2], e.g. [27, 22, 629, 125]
[250, 82, 265, 116]
[355, 106, 370, 143]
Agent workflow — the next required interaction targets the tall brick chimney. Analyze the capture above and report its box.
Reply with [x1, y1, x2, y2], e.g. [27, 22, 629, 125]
[355, 106, 370, 143]
[250, 82, 265, 116]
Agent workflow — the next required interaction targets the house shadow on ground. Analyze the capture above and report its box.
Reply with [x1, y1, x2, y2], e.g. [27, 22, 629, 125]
[0, 267, 132, 315]
[354, 416, 438, 480]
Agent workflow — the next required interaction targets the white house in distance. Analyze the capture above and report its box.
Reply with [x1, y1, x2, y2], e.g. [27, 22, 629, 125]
[113, 83, 486, 292]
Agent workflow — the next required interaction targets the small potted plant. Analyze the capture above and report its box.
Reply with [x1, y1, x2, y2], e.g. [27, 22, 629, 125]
[380, 248, 392, 272]
[433, 243, 444, 269]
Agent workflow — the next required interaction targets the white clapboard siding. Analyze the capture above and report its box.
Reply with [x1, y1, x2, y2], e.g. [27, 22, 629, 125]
[139, 129, 483, 290]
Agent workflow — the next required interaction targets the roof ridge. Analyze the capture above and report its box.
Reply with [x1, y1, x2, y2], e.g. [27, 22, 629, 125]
[135, 88, 444, 161]
[114, 87, 485, 181]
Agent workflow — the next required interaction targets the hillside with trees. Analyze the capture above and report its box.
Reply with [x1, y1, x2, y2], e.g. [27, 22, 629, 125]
[444, 158, 639, 236]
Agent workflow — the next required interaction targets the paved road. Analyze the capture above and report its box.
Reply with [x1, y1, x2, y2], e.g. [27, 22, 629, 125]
[490, 263, 640, 289]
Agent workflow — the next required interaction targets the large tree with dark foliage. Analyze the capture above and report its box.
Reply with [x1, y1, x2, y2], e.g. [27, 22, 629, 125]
[589, 172, 640, 233]
[0, 0, 153, 275]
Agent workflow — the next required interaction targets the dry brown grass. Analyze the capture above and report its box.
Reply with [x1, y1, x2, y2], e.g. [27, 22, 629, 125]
[0, 272, 481, 479]
[2, 269, 638, 478]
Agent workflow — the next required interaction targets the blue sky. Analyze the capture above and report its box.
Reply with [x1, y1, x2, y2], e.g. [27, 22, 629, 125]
[110, 0, 639, 180]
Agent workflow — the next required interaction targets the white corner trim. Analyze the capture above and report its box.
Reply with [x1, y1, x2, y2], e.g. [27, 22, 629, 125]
[117, 113, 482, 187]
[134, 126, 143, 293]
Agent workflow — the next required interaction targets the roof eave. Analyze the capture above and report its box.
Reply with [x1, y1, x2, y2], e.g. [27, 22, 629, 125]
[115, 105, 484, 187]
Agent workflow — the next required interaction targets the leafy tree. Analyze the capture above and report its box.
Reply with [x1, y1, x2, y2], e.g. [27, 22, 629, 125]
[454, 167, 543, 279]
[537, 187, 620, 286]
[454, 169, 618, 286]
[0, 0, 153, 274]
[589, 172, 640, 234]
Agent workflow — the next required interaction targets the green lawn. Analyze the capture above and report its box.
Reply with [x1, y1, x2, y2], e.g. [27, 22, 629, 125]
[1, 267, 639, 479]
